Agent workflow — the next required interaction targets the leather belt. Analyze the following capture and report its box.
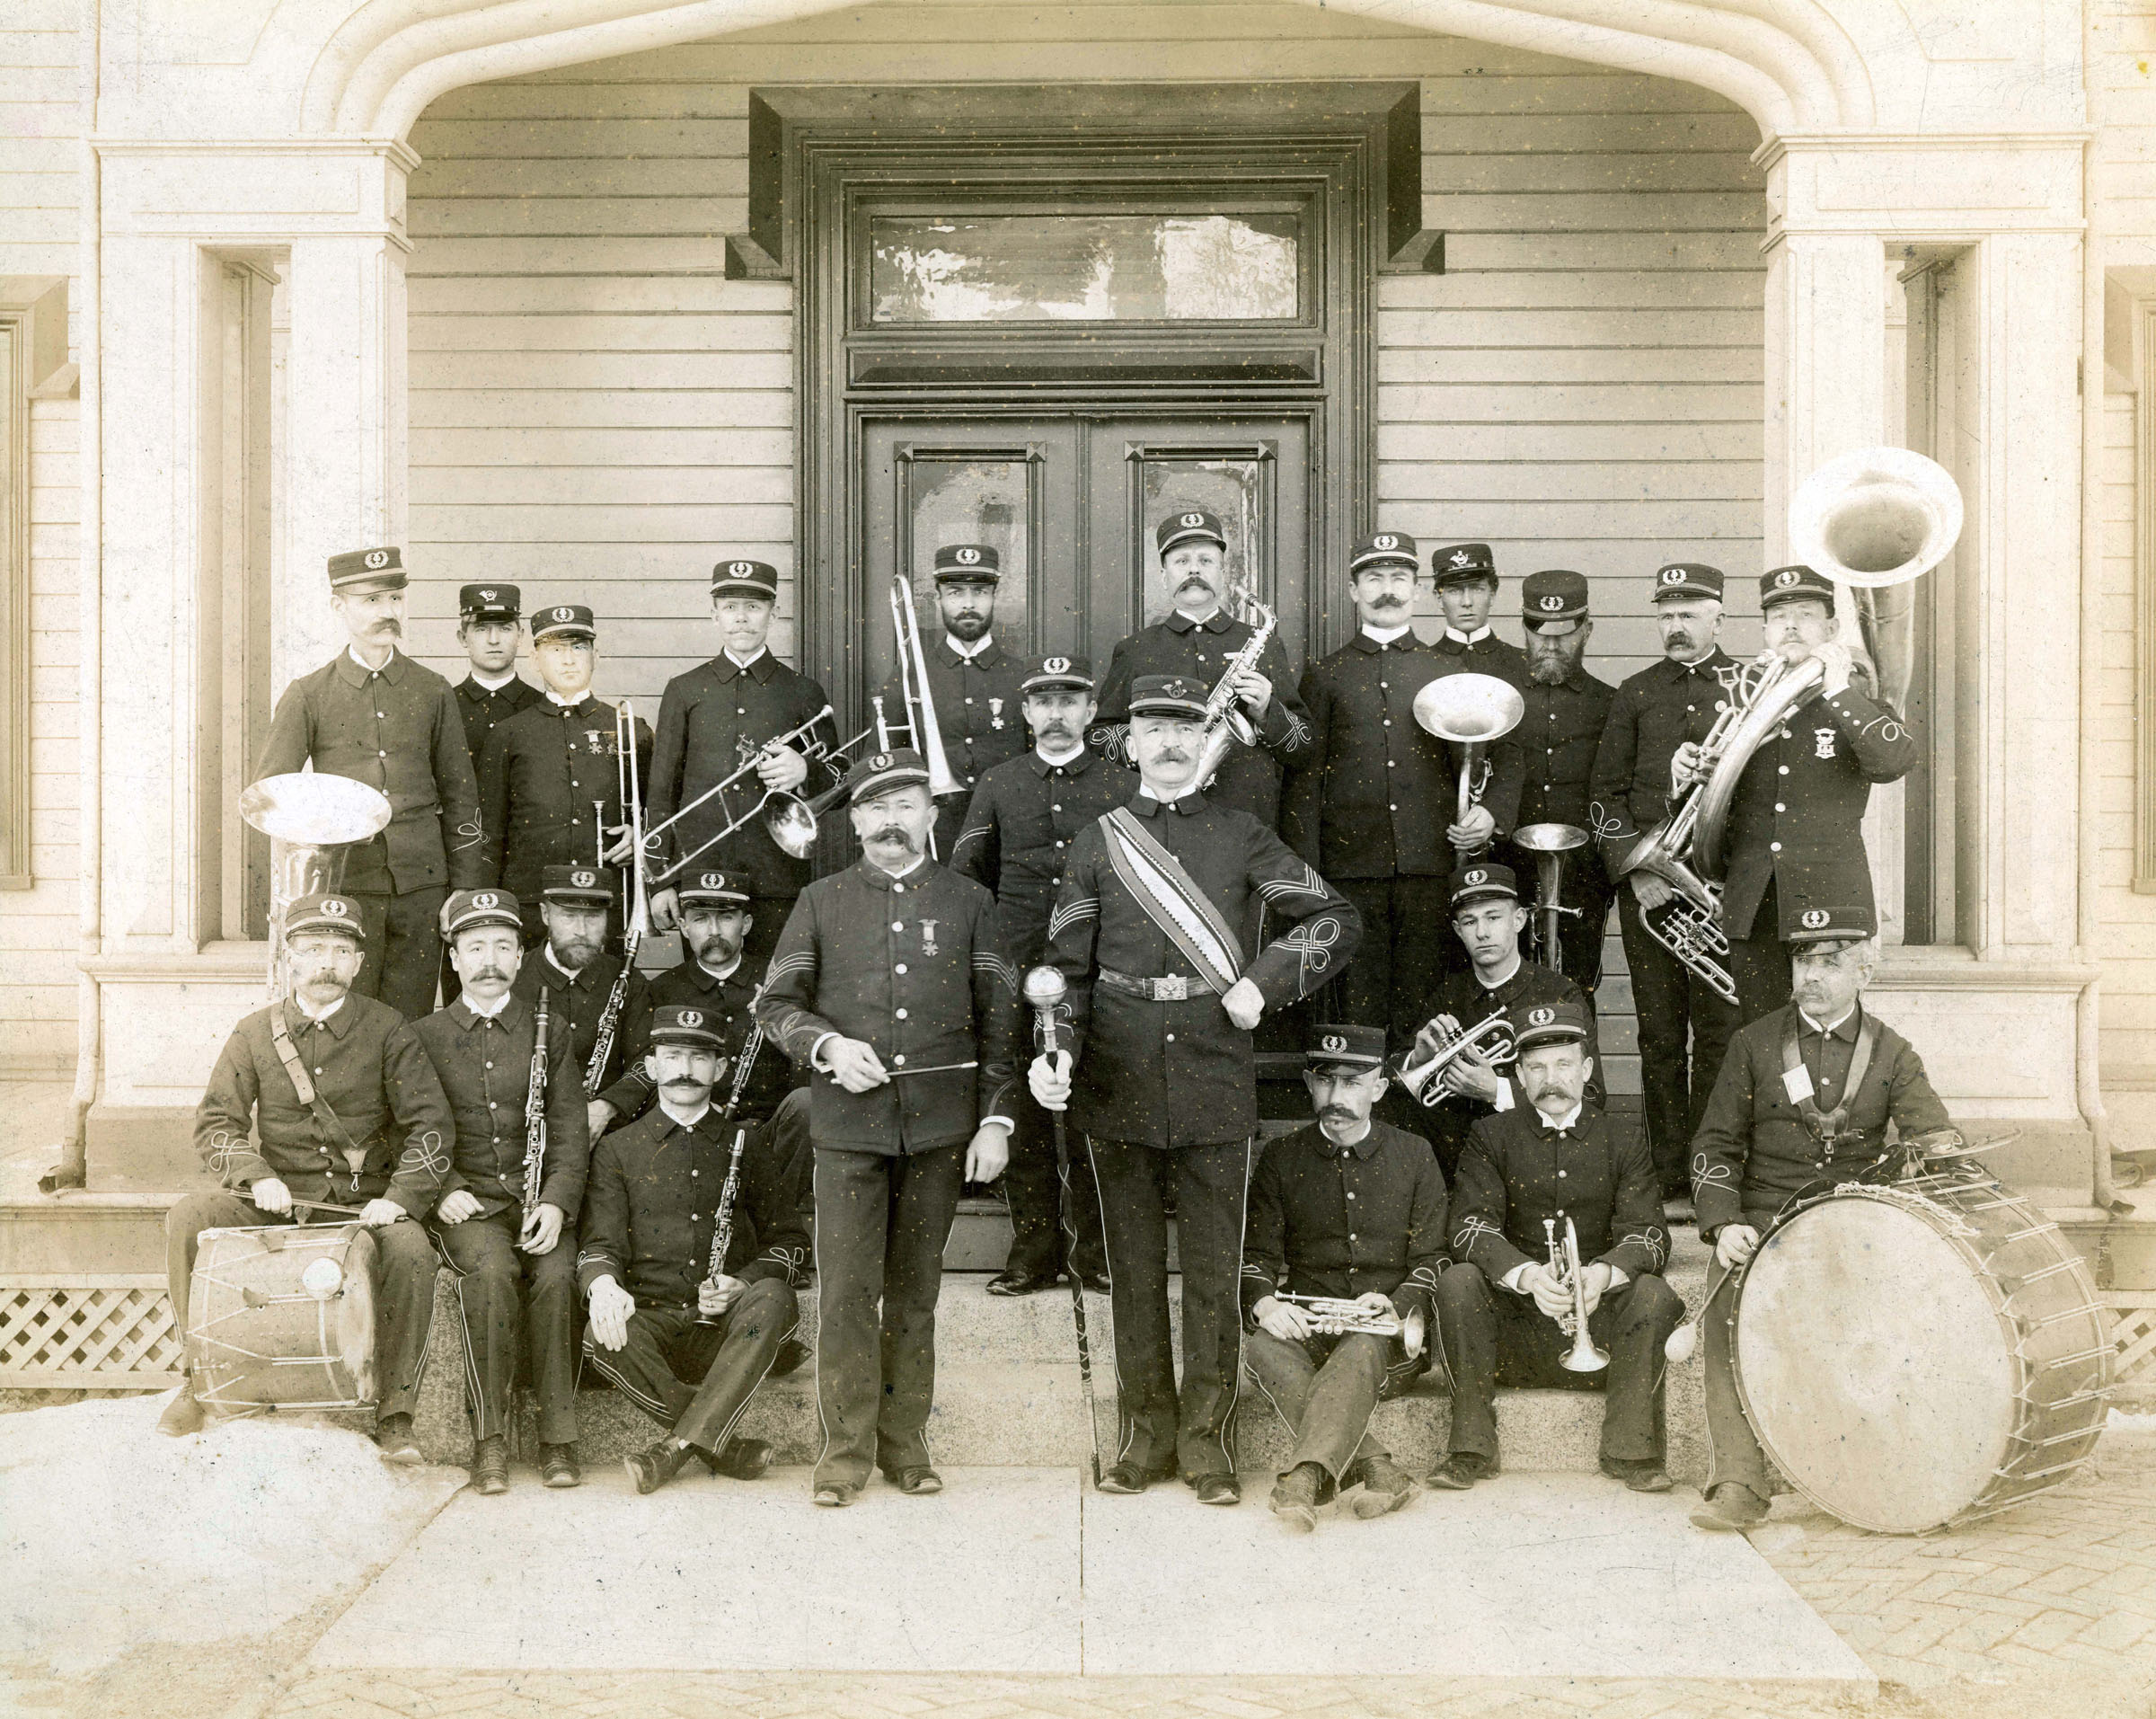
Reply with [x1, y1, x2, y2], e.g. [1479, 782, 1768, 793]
[1098, 967, 1218, 1002]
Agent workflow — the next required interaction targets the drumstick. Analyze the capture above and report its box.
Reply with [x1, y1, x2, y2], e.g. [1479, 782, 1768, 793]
[290, 1198, 365, 1218]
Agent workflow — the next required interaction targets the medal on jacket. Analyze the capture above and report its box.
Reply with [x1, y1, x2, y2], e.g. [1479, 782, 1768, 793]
[1814, 727, 1836, 759]
[921, 918, 941, 957]
[586, 730, 606, 754]
[989, 697, 1005, 731]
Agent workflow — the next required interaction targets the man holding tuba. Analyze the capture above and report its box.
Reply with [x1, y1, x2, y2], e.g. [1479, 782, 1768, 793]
[1672, 566, 1918, 1025]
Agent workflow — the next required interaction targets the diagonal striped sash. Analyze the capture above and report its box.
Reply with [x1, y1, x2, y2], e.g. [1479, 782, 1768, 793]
[1100, 807, 1244, 994]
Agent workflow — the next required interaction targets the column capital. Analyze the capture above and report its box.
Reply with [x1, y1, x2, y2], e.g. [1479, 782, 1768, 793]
[1757, 132, 2089, 244]
[92, 138, 417, 249]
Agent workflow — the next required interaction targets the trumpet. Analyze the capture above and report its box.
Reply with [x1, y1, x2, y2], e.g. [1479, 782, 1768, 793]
[1412, 672, 1524, 839]
[1514, 821, 1587, 977]
[1397, 1007, 1515, 1108]
[888, 572, 964, 808]
[1275, 1291, 1427, 1360]
[1191, 599, 1278, 790]
[1543, 1216, 1609, 1373]
[640, 706, 863, 885]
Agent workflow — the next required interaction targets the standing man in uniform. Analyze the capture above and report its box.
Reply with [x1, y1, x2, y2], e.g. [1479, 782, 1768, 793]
[413, 888, 588, 1494]
[1030, 675, 1359, 1505]
[1434, 999, 1682, 1493]
[1285, 530, 1524, 1063]
[1427, 543, 1531, 689]
[1500, 571, 1617, 994]
[159, 894, 451, 1455]
[950, 655, 1121, 1297]
[1589, 563, 1740, 1202]
[879, 544, 1030, 860]
[1672, 566, 1918, 1025]
[1686, 907, 1956, 1530]
[511, 864, 649, 1124]
[474, 603, 652, 946]
[255, 547, 484, 1019]
[1091, 511, 1312, 826]
[451, 583, 542, 761]
[582, 1004, 813, 1496]
[757, 749, 1021, 1508]
[646, 559, 842, 981]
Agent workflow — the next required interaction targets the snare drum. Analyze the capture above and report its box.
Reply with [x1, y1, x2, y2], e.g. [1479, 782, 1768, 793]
[1733, 1174, 2111, 1533]
[187, 1222, 378, 1412]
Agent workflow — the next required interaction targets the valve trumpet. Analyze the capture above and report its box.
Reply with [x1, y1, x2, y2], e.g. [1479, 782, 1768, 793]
[1275, 1292, 1427, 1360]
[1396, 1007, 1515, 1108]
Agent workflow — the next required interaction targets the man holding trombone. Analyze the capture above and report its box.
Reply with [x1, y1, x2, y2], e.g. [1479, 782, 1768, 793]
[1434, 999, 1681, 1494]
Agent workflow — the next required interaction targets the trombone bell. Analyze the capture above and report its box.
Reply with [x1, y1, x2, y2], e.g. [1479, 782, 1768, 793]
[1789, 445, 1964, 590]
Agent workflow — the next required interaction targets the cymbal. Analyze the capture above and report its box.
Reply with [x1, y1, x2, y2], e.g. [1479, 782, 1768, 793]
[239, 773, 393, 845]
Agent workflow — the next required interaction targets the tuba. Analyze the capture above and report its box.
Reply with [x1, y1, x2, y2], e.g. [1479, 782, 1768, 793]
[240, 771, 393, 999]
[1411, 673, 1524, 837]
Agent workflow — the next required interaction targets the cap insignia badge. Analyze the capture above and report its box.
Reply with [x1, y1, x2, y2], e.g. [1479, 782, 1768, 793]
[1450, 550, 1472, 569]
[956, 546, 981, 565]
[1322, 1033, 1346, 1052]
[1529, 1007, 1554, 1026]
[679, 1010, 703, 1029]
[1180, 511, 1205, 528]
[1044, 657, 1070, 674]
[1538, 595, 1564, 611]
[571, 872, 596, 888]
[321, 899, 349, 917]
[1802, 908, 1830, 929]
[1775, 569, 1801, 588]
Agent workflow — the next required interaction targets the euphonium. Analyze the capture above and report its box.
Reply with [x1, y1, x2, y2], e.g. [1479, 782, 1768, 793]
[239, 772, 393, 1000]
[1191, 600, 1278, 790]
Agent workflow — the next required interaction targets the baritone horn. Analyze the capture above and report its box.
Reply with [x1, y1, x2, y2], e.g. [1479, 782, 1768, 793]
[239, 771, 393, 1000]
[1513, 821, 1587, 977]
[1412, 672, 1524, 833]
[1276, 1292, 1427, 1360]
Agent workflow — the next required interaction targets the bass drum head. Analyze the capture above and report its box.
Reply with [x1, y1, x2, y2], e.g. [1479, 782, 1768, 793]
[337, 1226, 379, 1404]
[1734, 1193, 2016, 1533]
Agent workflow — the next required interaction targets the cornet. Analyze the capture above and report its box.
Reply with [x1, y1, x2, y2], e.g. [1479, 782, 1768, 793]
[1397, 1007, 1514, 1108]
[1275, 1292, 1427, 1360]
[1544, 1216, 1609, 1373]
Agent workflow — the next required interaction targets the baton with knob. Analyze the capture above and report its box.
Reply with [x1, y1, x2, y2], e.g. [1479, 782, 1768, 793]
[1022, 964, 1102, 1488]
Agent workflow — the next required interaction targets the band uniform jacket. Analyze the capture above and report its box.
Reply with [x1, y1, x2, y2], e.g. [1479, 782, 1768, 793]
[1395, 961, 1605, 1144]
[512, 944, 649, 1099]
[1282, 634, 1527, 881]
[1040, 789, 1362, 1148]
[1430, 629, 1532, 693]
[949, 747, 1131, 966]
[1515, 664, 1617, 889]
[255, 649, 485, 896]
[757, 858, 1023, 1156]
[878, 635, 1031, 858]
[596, 957, 801, 1127]
[411, 994, 589, 1221]
[1089, 611, 1314, 826]
[1240, 1119, 1450, 1327]
[473, 695, 654, 902]
[1586, 650, 1738, 878]
[1691, 1001, 1951, 1238]
[576, 1103, 811, 1309]
[1451, 1100, 1671, 1283]
[645, 651, 840, 899]
[1713, 680, 1919, 939]
[455, 674, 543, 762]
[194, 995, 453, 1217]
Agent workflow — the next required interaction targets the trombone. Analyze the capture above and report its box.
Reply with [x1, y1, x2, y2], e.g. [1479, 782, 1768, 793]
[638, 706, 871, 885]
[1397, 1007, 1514, 1108]
[587, 701, 651, 1092]
[888, 572, 964, 808]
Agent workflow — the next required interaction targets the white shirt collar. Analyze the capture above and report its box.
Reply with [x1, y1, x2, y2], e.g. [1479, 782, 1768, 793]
[292, 994, 346, 1025]
[1138, 784, 1197, 806]
[1036, 739, 1085, 767]
[1535, 1100, 1586, 1132]
[1319, 1118, 1373, 1150]
[1799, 1004, 1858, 1036]
[698, 953, 743, 984]
[544, 946, 581, 982]
[463, 989, 512, 1020]
[724, 645, 767, 670]
[1445, 625, 1492, 645]
[1174, 605, 1222, 626]
[945, 633, 993, 660]
[469, 668, 518, 693]
[347, 643, 393, 674]
[1476, 953, 1524, 991]
[872, 854, 928, 881]
[1362, 622, 1415, 645]
[543, 687, 585, 708]
[659, 1097, 712, 1130]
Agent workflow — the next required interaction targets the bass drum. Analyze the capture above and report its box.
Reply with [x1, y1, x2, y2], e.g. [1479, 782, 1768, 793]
[187, 1222, 378, 1412]
[1733, 1176, 2111, 1533]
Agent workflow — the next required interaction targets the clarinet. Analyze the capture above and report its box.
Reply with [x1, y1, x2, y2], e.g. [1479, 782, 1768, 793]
[696, 1126, 750, 1326]
[522, 987, 552, 1214]
[585, 808, 641, 1096]
[719, 982, 767, 1122]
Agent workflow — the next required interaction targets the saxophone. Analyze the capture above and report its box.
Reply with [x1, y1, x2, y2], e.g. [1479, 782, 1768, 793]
[522, 987, 551, 1214]
[1192, 600, 1278, 789]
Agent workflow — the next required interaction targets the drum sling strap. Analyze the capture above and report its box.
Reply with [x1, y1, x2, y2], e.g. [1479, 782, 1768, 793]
[1780, 1010, 1881, 1157]
[269, 1002, 372, 1180]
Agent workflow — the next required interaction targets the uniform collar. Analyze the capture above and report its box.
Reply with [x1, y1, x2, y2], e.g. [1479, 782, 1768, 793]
[1357, 623, 1417, 648]
[1798, 1002, 1861, 1041]
[1475, 953, 1526, 993]
[336, 646, 407, 687]
[1534, 1100, 1586, 1134]
[854, 854, 931, 891]
[712, 650, 776, 684]
[464, 669, 519, 695]
[451, 992, 527, 1032]
[1444, 625, 1492, 646]
[287, 993, 353, 1034]
[542, 945, 596, 990]
[1530, 665, 1597, 696]
[1165, 608, 1235, 636]
[1315, 1121, 1383, 1160]
[1029, 745, 1095, 776]
[659, 1098, 715, 1131]
[1657, 648, 1733, 682]
[1132, 786, 1206, 817]
[694, 953, 745, 988]
[942, 634, 1003, 668]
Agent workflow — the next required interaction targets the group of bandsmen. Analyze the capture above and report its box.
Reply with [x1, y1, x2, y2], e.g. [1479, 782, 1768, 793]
[160, 516, 1957, 1536]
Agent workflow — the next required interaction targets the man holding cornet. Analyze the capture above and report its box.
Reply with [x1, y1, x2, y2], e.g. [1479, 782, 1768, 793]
[1435, 999, 1680, 1494]
[1243, 1023, 1446, 1532]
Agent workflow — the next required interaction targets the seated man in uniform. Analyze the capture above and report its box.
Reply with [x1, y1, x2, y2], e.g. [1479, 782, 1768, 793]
[1687, 904, 1957, 1531]
[580, 1004, 812, 1495]
[412, 889, 588, 1494]
[1394, 862, 1600, 1180]
[1242, 1023, 1447, 1531]
[160, 894, 452, 1459]
[512, 864, 650, 1124]
[1435, 999, 1682, 1493]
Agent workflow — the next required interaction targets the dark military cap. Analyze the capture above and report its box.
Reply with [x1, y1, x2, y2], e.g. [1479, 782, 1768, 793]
[539, 864, 612, 906]
[1451, 861, 1520, 906]
[1348, 531, 1419, 576]
[1784, 900, 1877, 947]
[1522, 569, 1590, 625]
[441, 888, 521, 940]
[847, 748, 933, 807]
[1156, 509, 1228, 555]
[1431, 543, 1498, 587]
[648, 1004, 724, 1050]
[327, 546, 405, 595]
[1760, 564, 1837, 610]
[1651, 563, 1724, 604]
[710, 559, 780, 601]
[1306, 1023, 1389, 1070]
[1515, 998, 1589, 1053]
[1127, 674, 1210, 720]
[932, 543, 1001, 584]
[531, 602, 596, 642]
[1021, 654, 1094, 695]
[677, 870, 751, 908]
[458, 583, 521, 623]
[285, 893, 366, 941]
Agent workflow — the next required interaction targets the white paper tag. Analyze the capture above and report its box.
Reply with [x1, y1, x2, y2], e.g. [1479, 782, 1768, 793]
[1781, 1064, 1816, 1104]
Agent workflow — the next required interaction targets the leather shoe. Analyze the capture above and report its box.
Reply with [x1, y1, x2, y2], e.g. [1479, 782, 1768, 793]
[813, 1481, 860, 1508]
[1191, 1474, 1241, 1506]
[471, 1435, 510, 1495]
[375, 1413, 422, 1466]
[1077, 1270, 1111, 1296]
[890, 1465, 943, 1495]
[985, 1268, 1059, 1298]
[1268, 1461, 1325, 1533]
[1601, 1456, 1672, 1493]
[772, 1338, 810, 1378]
[698, 1436, 773, 1480]
[1347, 1455, 1418, 1519]
[1096, 1460, 1154, 1495]
[1426, 1451, 1494, 1491]
[1691, 1482, 1770, 1530]
[624, 1439, 693, 1496]
[541, 1443, 581, 1488]
[156, 1387, 206, 1439]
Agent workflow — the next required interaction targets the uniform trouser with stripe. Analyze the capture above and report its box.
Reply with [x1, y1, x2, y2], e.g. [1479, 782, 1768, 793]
[1700, 1261, 1773, 1497]
[811, 1142, 965, 1489]
[585, 1279, 800, 1455]
[428, 1210, 579, 1445]
[1086, 1136, 1250, 1480]
[1244, 1328, 1418, 1483]
[165, 1192, 437, 1422]
[345, 886, 447, 1022]
[1617, 889, 1737, 1196]
[1436, 1262, 1682, 1464]
[1334, 876, 1457, 1060]
[1727, 879, 1794, 1029]
[1001, 1089, 1104, 1280]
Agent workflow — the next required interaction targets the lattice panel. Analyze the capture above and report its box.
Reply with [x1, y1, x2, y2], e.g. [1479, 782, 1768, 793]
[0, 1276, 182, 1387]
[2106, 1294, 2156, 1398]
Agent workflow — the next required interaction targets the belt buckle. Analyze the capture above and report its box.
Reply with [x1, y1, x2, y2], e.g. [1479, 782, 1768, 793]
[1156, 975, 1188, 1001]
